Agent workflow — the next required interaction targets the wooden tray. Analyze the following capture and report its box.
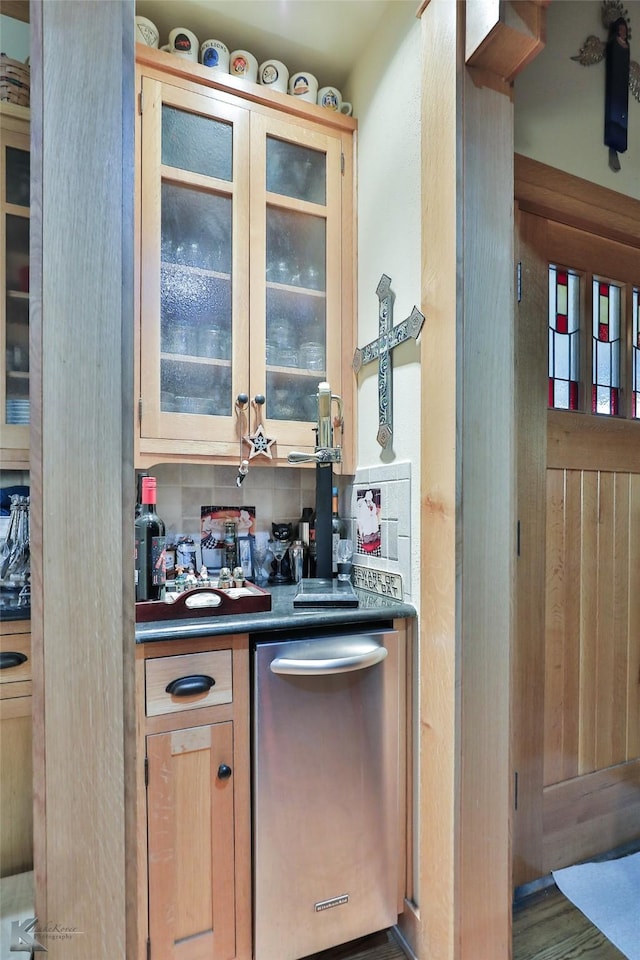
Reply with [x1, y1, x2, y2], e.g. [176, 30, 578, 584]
[135, 582, 271, 622]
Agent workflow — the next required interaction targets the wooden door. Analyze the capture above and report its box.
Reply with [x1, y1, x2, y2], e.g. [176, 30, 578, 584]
[248, 110, 347, 454]
[514, 166, 640, 886]
[137, 73, 251, 461]
[0, 624, 32, 877]
[146, 721, 236, 960]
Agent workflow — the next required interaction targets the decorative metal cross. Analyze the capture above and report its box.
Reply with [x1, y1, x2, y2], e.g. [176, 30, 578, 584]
[352, 274, 425, 448]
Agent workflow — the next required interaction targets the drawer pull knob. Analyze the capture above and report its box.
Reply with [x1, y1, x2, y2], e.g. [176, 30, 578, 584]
[217, 764, 232, 780]
[0, 651, 28, 670]
[165, 674, 215, 697]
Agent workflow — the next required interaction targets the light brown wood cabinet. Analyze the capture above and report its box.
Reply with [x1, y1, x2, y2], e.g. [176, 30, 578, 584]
[136, 634, 251, 960]
[1, 104, 30, 470]
[0, 619, 32, 877]
[134, 46, 356, 472]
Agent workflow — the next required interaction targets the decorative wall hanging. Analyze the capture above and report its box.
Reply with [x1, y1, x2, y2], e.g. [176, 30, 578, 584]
[244, 394, 276, 459]
[353, 274, 425, 449]
[571, 0, 640, 171]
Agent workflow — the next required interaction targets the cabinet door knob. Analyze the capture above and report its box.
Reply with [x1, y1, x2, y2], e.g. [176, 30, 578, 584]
[165, 674, 215, 697]
[217, 763, 232, 780]
[0, 651, 28, 670]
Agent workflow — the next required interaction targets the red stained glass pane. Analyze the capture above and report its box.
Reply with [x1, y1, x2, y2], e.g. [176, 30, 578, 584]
[599, 322, 609, 341]
[599, 282, 609, 296]
[548, 378, 554, 407]
[558, 271, 568, 284]
[569, 381, 579, 409]
[557, 314, 568, 334]
[612, 387, 619, 415]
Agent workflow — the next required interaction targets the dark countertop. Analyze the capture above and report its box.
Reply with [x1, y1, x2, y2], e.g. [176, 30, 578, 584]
[135, 583, 417, 644]
[0, 605, 30, 623]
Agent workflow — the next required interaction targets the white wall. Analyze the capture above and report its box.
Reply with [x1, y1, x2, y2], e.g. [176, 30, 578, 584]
[347, 0, 422, 601]
[0, 15, 29, 61]
[515, 0, 640, 198]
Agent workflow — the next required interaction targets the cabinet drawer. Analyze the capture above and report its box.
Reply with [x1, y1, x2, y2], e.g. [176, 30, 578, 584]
[145, 649, 232, 717]
[0, 632, 31, 688]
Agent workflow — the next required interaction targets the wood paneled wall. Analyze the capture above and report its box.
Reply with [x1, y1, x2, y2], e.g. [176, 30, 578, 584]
[541, 465, 640, 872]
[545, 468, 640, 785]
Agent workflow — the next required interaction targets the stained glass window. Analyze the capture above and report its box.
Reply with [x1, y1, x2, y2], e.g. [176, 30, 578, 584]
[548, 265, 580, 410]
[592, 279, 621, 416]
[633, 287, 639, 420]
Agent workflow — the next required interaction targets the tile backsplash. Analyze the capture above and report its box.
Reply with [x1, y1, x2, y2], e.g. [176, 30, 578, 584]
[341, 461, 413, 602]
[152, 462, 317, 544]
[147, 459, 414, 602]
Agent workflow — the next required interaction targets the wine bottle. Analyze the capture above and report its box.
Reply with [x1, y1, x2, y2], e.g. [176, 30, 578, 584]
[135, 471, 148, 519]
[331, 486, 343, 575]
[134, 476, 166, 601]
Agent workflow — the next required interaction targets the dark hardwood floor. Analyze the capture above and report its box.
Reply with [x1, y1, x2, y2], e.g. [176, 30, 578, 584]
[512, 883, 625, 960]
[304, 883, 626, 960]
[305, 930, 406, 960]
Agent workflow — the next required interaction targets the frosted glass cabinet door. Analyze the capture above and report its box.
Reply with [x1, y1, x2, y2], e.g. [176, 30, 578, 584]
[139, 77, 250, 447]
[136, 57, 353, 466]
[251, 115, 344, 444]
[1, 115, 30, 463]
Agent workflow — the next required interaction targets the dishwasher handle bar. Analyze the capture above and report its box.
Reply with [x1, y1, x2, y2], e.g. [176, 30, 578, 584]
[270, 642, 387, 675]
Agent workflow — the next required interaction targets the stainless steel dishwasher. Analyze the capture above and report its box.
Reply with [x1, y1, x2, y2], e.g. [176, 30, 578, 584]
[253, 629, 401, 960]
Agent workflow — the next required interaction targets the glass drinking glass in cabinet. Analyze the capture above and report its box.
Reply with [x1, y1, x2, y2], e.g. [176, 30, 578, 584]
[266, 138, 326, 205]
[299, 341, 325, 371]
[266, 207, 326, 292]
[266, 372, 322, 422]
[161, 359, 232, 416]
[161, 183, 232, 275]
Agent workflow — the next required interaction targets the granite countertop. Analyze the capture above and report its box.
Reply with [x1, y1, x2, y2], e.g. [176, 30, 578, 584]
[135, 583, 417, 644]
[0, 605, 30, 622]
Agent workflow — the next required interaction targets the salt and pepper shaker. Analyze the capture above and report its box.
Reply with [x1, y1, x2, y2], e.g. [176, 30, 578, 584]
[290, 540, 305, 583]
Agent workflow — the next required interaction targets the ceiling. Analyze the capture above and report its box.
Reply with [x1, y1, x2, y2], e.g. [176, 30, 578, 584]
[134, 0, 398, 89]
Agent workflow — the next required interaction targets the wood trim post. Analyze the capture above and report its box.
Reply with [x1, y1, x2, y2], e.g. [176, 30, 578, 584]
[411, 2, 515, 957]
[30, 2, 136, 957]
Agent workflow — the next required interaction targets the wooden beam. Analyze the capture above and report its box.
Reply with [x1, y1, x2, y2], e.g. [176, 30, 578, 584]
[30, 1, 136, 957]
[0, 0, 29, 23]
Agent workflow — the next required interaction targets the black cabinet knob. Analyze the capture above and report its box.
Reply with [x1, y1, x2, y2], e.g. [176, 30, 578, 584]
[217, 764, 232, 780]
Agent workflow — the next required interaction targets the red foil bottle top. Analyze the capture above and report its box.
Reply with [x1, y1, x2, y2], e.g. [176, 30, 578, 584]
[141, 476, 157, 505]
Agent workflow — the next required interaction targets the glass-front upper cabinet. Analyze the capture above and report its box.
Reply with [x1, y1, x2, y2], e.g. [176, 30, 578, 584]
[249, 113, 343, 450]
[136, 54, 354, 469]
[1, 105, 30, 467]
[138, 77, 250, 457]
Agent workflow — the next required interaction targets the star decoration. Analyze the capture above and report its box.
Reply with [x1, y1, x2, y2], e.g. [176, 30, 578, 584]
[244, 423, 276, 460]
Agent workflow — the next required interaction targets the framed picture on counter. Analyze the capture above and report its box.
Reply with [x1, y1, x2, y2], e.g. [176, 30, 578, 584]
[200, 504, 256, 573]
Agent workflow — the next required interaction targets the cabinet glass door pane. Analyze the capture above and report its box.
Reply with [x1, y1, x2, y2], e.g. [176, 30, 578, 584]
[265, 207, 326, 421]
[5, 214, 29, 424]
[162, 106, 232, 181]
[160, 183, 232, 416]
[266, 137, 326, 205]
[6, 147, 30, 207]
